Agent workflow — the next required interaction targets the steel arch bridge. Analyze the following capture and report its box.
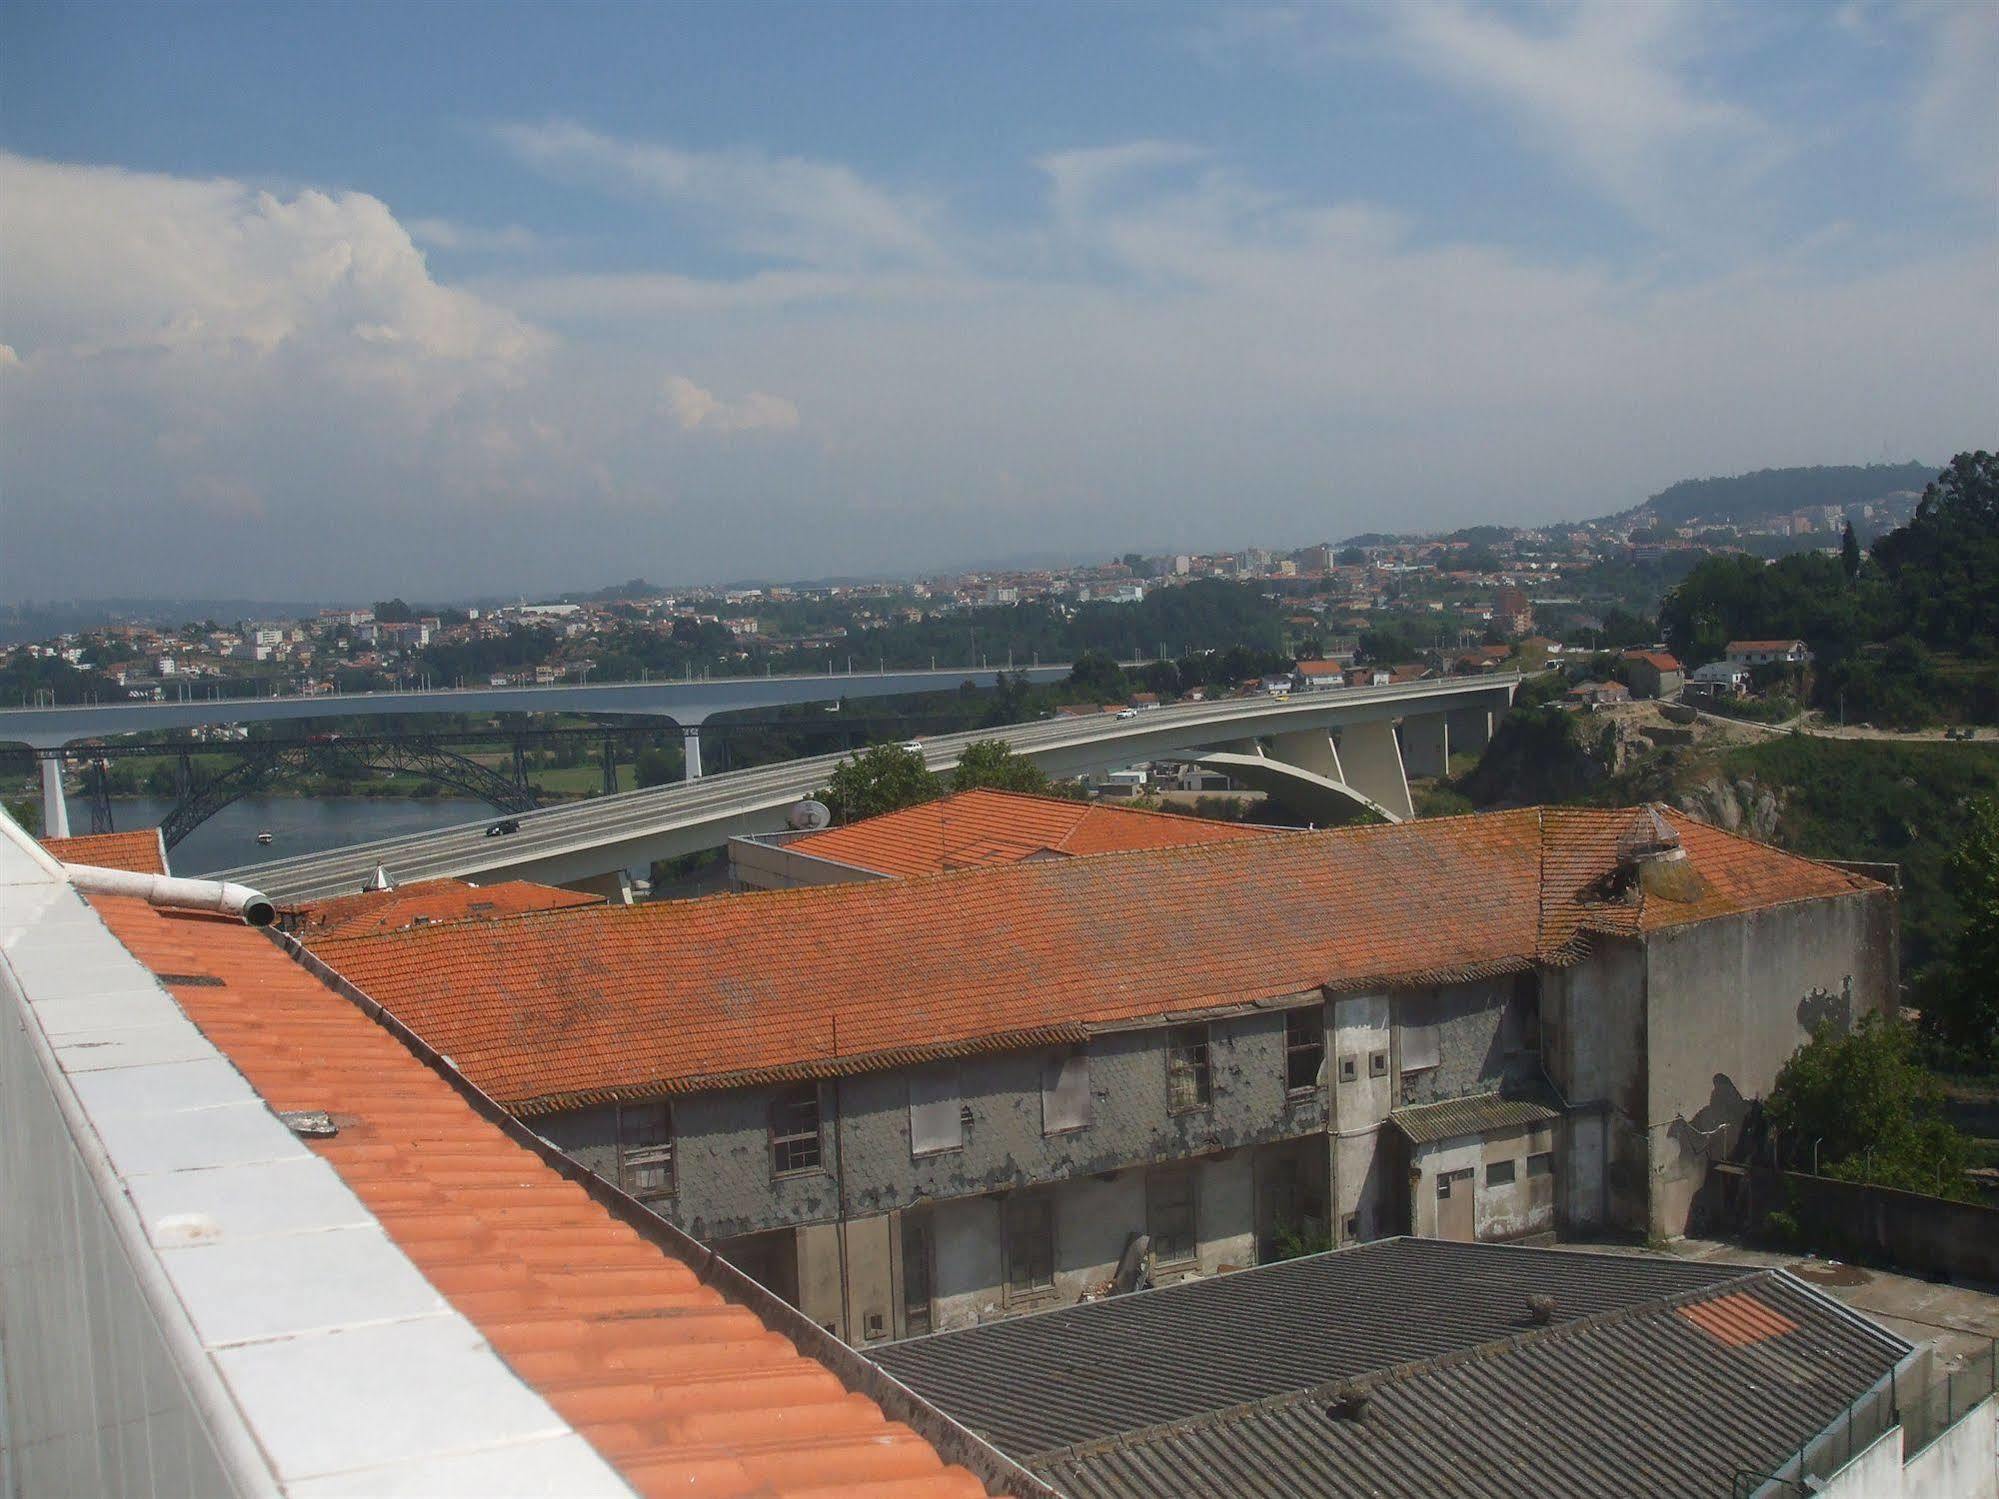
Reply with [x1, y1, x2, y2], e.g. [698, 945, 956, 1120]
[68, 739, 544, 851]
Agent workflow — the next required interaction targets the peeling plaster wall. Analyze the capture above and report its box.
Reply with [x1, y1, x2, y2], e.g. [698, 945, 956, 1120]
[1643, 888, 1898, 1239]
[540, 1008, 1326, 1246]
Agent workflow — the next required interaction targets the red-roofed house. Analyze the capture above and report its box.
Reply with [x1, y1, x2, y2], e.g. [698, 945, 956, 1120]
[1726, 639, 1813, 668]
[310, 806, 1895, 1340]
[1621, 649, 1685, 699]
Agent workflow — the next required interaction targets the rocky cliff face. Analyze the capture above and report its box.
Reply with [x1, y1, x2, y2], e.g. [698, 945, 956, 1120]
[1679, 773, 1783, 841]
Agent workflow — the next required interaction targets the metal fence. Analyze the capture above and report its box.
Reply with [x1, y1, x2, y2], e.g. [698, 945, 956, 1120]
[1902, 1339, 1998, 1462]
[1732, 1341, 1998, 1498]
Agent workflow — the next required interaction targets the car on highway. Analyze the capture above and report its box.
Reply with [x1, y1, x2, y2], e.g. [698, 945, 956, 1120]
[485, 818, 521, 837]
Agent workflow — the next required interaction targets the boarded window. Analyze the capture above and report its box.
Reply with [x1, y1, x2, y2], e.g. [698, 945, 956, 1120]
[1167, 1024, 1212, 1112]
[1003, 1193, 1055, 1298]
[909, 1067, 963, 1156]
[770, 1085, 822, 1175]
[1487, 1158, 1517, 1187]
[1528, 1151, 1554, 1178]
[617, 1102, 674, 1200]
[1042, 1049, 1091, 1134]
[1399, 1023, 1441, 1072]
[1285, 1007, 1324, 1092]
[1147, 1167, 1198, 1265]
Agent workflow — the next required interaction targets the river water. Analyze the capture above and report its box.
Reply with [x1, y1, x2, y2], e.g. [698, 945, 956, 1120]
[83, 795, 492, 877]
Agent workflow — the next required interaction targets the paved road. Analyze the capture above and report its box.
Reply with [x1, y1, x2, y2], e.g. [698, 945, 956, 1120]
[1691, 708, 1992, 744]
[220, 675, 1516, 903]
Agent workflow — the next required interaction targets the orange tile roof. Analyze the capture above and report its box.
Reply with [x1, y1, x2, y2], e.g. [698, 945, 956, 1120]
[296, 877, 602, 935]
[1623, 651, 1684, 671]
[311, 808, 1881, 1117]
[784, 789, 1273, 877]
[41, 828, 167, 874]
[86, 893, 1004, 1499]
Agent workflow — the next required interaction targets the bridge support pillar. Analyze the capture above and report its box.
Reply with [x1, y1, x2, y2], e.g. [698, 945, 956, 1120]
[1446, 707, 1493, 757]
[41, 756, 70, 840]
[1333, 720, 1414, 821]
[682, 724, 704, 782]
[1270, 729, 1345, 784]
[1400, 714, 1451, 780]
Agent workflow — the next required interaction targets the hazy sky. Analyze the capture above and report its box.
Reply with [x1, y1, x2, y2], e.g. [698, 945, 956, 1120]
[2, 0, 1993, 601]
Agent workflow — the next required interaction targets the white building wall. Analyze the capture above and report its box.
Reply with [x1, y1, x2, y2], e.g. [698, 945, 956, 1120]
[1903, 1396, 1998, 1499]
[1330, 994, 1391, 1243]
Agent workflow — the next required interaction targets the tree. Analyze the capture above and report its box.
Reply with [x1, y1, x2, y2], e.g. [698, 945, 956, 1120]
[1765, 1016, 1972, 1198]
[1841, 521, 1861, 582]
[950, 739, 1050, 796]
[1067, 651, 1127, 701]
[1913, 794, 1999, 1062]
[373, 598, 416, 623]
[820, 743, 939, 823]
[634, 745, 681, 789]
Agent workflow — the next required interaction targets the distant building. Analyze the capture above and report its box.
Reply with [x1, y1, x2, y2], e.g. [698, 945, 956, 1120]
[1494, 586, 1535, 637]
[1621, 649, 1685, 699]
[1688, 660, 1752, 698]
[1566, 679, 1631, 708]
[1726, 639, 1812, 669]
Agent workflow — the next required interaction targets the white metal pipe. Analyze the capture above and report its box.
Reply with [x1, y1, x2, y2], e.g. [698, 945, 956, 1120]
[63, 865, 277, 927]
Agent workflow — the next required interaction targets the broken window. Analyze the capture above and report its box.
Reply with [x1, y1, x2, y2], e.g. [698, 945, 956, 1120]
[616, 1101, 674, 1200]
[1042, 1049, 1091, 1134]
[1486, 1158, 1517, 1187]
[1285, 1007, 1324, 1092]
[1003, 1193, 1055, 1299]
[770, 1085, 822, 1176]
[1147, 1167, 1198, 1266]
[909, 1066, 962, 1156]
[1528, 1151, 1554, 1178]
[1167, 1024, 1213, 1113]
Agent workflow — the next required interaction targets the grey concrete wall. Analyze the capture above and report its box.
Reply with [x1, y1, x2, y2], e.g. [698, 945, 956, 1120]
[1540, 940, 1650, 1233]
[1644, 888, 1897, 1237]
[540, 1007, 1328, 1244]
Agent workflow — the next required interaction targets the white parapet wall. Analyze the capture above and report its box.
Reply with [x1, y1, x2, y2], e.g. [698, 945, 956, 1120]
[0, 813, 629, 1499]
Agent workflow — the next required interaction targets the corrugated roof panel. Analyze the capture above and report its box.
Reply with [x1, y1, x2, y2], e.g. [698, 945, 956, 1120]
[871, 1239, 1747, 1460]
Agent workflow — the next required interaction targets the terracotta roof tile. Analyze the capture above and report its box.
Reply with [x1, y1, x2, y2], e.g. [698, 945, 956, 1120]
[296, 877, 602, 935]
[786, 789, 1273, 878]
[312, 807, 1883, 1116]
[41, 828, 167, 874]
[86, 894, 1003, 1499]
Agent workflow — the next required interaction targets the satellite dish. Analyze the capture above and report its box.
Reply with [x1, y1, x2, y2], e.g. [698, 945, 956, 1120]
[788, 799, 833, 831]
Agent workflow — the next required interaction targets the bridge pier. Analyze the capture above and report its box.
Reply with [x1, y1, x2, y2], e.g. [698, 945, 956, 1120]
[682, 723, 705, 782]
[41, 757, 70, 840]
[1400, 713, 1451, 780]
[1270, 729, 1345, 784]
[1447, 706, 1493, 757]
[1331, 720, 1414, 821]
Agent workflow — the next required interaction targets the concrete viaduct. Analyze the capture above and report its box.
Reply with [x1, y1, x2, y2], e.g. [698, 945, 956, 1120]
[4, 664, 1075, 839]
[212, 675, 1520, 904]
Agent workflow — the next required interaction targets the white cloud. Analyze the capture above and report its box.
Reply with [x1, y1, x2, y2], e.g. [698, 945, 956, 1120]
[1378, 0, 1785, 235]
[493, 120, 942, 268]
[1900, 0, 1999, 204]
[408, 217, 543, 253]
[662, 375, 800, 434]
[0, 138, 1990, 602]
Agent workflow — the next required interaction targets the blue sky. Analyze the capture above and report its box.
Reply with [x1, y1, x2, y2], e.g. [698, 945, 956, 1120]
[1, 0, 1993, 598]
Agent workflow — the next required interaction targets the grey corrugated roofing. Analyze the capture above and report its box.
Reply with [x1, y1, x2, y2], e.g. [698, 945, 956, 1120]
[1388, 1085, 1562, 1146]
[870, 1238, 1746, 1459]
[1033, 1270, 1910, 1499]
